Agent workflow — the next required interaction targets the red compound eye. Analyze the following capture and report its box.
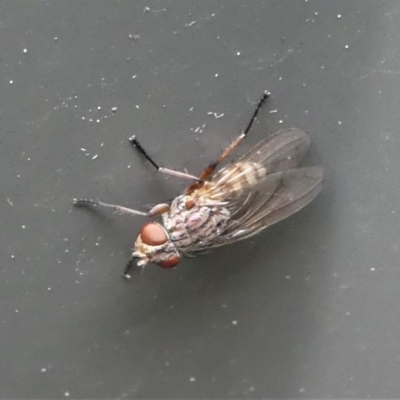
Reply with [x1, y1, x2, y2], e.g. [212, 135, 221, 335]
[156, 254, 181, 269]
[140, 223, 168, 246]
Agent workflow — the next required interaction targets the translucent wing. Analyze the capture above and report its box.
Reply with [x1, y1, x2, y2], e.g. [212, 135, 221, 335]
[212, 128, 311, 197]
[193, 128, 312, 206]
[187, 128, 323, 251]
[216, 166, 323, 244]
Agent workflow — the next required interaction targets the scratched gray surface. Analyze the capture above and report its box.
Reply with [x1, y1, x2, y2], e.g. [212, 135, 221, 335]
[1, 0, 400, 398]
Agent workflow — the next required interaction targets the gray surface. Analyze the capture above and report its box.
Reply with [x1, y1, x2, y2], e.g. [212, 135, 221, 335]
[1, 0, 400, 398]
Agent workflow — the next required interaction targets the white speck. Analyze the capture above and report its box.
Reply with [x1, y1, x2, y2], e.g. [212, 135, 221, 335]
[97, 106, 102, 110]
[64, 392, 70, 397]
[11, 255, 15, 259]
[15, 309, 19, 313]
[345, 45, 349, 49]
[23, 48, 28, 53]
[279, 120, 283, 124]
[236, 51, 241, 56]
[92, 154, 98, 160]
[54, 36, 58, 41]
[189, 377, 196, 382]
[194, 126, 200, 133]
[80, 148, 87, 152]
[41, 367, 47, 373]
[95, 242, 99, 246]
[189, 106, 194, 111]
[314, 12, 319, 16]
[132, 74, 137, 79]
[100, 142, 104, 147]
[88, 119, 93, 122]
[214, 112, 224, 119]
[338, 121, 342, 125]
[232, 320, 238, 325]
[9, 80, 14, 84]
[81, 116, 86, 120]
[47, 287, 52, 291]
[215, 73, 219, 77]
[304, 110, 309, 115]
[371, 267, 376, 271]
[135, 105, 140, 109]
[285, 275, 291, 279]
[96, 119, 100, 123]
[7, 198, 14, 206]
[302, 83, 307, 87]
[337, 14, 342, 19]
[207, 111, 213, 115]
[22, 225, 26, 229]
[111, 106, 118, 113]
[269, 109, 278, 114]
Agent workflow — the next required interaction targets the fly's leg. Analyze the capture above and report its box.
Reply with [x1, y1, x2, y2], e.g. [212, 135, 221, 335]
[123, 259, 136, 279]
[198, 90, 270, 182]
[129, 136, 203, 182]
[73, 199, 170, 217]
[73, 198, 148, 216]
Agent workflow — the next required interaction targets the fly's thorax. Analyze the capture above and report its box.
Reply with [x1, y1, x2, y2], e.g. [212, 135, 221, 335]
[163, 195, 231, 252]
[133, 222, 180, 268]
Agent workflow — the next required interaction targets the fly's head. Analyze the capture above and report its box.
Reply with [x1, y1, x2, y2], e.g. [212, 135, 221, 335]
[132, 222, 181, 268]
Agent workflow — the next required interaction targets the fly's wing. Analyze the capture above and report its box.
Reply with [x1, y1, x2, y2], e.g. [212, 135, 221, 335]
[211, 128, 311, 193]
[218, 166, 323, 244]
[187, 128, 323, 251]
[194, 128, 312, 211]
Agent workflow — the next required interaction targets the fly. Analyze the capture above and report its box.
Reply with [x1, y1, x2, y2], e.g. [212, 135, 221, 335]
[73, 91, 324, 278]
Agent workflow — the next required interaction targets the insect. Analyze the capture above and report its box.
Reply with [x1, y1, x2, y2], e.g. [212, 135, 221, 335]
[73, 91, 323, 278]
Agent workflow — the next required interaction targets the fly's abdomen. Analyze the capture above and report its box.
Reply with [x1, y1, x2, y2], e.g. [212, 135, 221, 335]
[212, 161, 267, 198]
